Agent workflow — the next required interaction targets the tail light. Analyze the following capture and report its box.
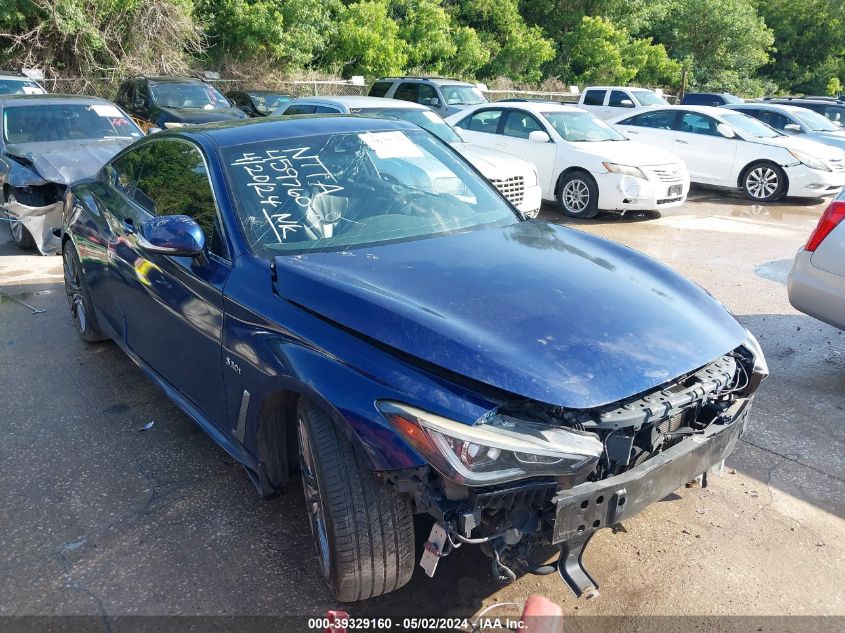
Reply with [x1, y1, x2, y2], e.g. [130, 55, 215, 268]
[806, 200, 845, 251]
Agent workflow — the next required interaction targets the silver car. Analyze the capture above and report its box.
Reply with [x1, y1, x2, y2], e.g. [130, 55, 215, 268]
[724, 102, 845, 153]
[788, 190, 845, 329]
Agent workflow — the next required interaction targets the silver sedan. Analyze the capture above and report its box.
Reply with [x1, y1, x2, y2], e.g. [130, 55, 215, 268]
[788, 191, 845, 329]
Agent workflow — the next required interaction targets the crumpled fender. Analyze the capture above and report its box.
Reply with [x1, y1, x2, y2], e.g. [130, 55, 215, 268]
[3, 157, 48, 188]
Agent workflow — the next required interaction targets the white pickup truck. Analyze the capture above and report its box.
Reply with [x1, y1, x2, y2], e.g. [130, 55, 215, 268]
[578, 86, 668, 120]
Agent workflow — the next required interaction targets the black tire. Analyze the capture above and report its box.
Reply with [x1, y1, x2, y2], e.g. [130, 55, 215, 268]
[297, 399, 415, 602]
[62, 241, 106, 342]
[741, 161, 787, 202]
[5, 193, 36, 249]
[556, 170, 600, 218]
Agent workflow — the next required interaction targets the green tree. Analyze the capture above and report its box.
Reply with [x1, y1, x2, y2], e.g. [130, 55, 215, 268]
[324, 0, 408, 77]
[647, 0, 774, 95]
[453, 0, 555, 82]
[755, 0, 845, 95]
[557, 16, 679, 87]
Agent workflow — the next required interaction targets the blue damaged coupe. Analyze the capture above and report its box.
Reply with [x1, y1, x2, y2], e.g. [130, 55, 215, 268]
[62, 116, 768, 601]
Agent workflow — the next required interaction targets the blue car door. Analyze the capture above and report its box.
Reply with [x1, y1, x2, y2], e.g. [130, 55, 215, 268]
[103, 138, 231, 426]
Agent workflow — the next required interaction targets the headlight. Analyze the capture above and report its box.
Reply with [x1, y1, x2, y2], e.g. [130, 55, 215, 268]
[788, 148, 830, 172]
[741, 328, 769, 389]
[378, 401, 603, 486]
[602, 162, 647, 179]
[528, 168, 539, 187]
[163, 121, 185, 129]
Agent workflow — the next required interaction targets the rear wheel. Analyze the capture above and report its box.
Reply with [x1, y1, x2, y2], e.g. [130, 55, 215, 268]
[6, 193, 35, 249]
[557, 171, 600, 218]
[741, 162, 786, 202]
[297, 399, 415, 601]
[63, 241, 106, 342]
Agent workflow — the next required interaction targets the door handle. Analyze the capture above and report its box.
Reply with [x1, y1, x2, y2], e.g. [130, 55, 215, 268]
[675, 139, 688, 144]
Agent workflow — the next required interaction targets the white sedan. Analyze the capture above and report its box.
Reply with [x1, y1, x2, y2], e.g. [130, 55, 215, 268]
[611, 105, 845, 202]
[446, 102, 689, 218]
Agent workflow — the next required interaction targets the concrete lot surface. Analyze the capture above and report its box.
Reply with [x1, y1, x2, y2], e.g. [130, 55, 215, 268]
[1, 186, 843, 630]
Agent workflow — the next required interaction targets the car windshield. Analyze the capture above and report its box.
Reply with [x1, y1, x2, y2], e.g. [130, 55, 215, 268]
[0, 78, 45, 95]
[542, 110, 627, 142]
[250, 93, 292, 114]
[355, 107, 462, 143]
[150, 82, 231, 110]
[223, 129, 518, 258]
[2, 103, 142, 144]
[440, 86, 487, 106]
[632, 90, 668, 106]
[791, 108, 840, 132]
[721, 94, 743, 104]
[720, 112, 781, 138]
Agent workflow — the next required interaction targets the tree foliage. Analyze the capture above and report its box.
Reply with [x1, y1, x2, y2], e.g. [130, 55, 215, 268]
[1, 0, 844, 97]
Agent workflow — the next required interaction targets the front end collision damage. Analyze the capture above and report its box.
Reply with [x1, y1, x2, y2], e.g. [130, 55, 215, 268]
[3, 183, 65, 254]
[380, 333, 768, 598]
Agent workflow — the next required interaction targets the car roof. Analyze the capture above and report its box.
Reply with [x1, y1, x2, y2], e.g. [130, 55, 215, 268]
[287, 96, 427, 110]
[493, 101, 590, 114]
[133, 76, 205, 85]
[0, 94, 115, 107]
[766, 97, 845, 106]
[242, 89, 291, 96]
[724, 102, 806, 114]
[376, 76, 475, 86]
[182, 114, 421, 148]
[0, 72, 30, 79]
[583, 86, 654, 91]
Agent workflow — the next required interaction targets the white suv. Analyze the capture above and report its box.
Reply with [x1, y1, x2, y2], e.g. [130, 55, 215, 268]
[368, 77, 488, 119]
[578, 86, 668, 120]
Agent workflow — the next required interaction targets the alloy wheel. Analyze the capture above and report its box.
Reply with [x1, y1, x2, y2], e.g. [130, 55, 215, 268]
[63, 248, 88, 335]
[562, 179, 591, 213]
[297, 416, 331, 579]
[745, 167, 779, 200]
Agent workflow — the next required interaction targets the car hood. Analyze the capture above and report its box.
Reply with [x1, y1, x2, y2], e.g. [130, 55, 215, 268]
[451, 142, 535, 179]
[154, 105, 247, 124]
[573, 139, 680, 167]
[750, 134, 845, 160]
[273, 221, 747, 409]
[4, 138, 136, 185]
[808, 131, 845, 151]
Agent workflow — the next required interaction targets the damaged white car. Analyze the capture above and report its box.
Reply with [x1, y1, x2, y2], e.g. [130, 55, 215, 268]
[1, 94, 143, 254]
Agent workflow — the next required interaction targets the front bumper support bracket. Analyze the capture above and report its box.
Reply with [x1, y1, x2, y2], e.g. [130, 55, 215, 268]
[557, 532, 600, 599]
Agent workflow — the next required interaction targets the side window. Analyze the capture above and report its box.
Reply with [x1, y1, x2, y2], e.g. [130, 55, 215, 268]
[115, 83, 131, 108]
[583, 89, 606, 106]
[608, 90, 634, 107]
[110, 140, 225, 257]
[393, 82, 420, 102]
[502, 110, 544, 139]
[626, 110, 676, 129]
[679, 112, 720, 136]
[135, 81, 149, 108]
[368, 81, 392, 98]
[760, 111, 791, 131]
[283, 104, 316, 115]
[314, 105, 341, 113]
[456, 109, 503, 134]
[418, 84, 438, 106]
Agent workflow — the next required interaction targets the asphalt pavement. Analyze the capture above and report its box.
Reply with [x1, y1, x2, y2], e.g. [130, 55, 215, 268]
[1, 186, 842, 630]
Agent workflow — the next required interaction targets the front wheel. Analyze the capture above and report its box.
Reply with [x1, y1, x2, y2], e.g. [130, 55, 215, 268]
[297, 399, 415, 601]
[557, 171, 600, 218]
[6, 193, 35, 249]
[742, 162, 786, 202]
[63, 241, 106, 342]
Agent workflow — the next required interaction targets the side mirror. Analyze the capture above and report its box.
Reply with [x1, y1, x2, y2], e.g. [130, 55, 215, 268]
[134, 98, 146, 110]
[137, 215, 205, 257]
[716, 123, 736, 138]
[430, 97, 441, 108]
[783, 123, 803, 133]
[620, 99, 634, 107]
[528, 130, 551, 143]
[147, 127, 162, 134]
